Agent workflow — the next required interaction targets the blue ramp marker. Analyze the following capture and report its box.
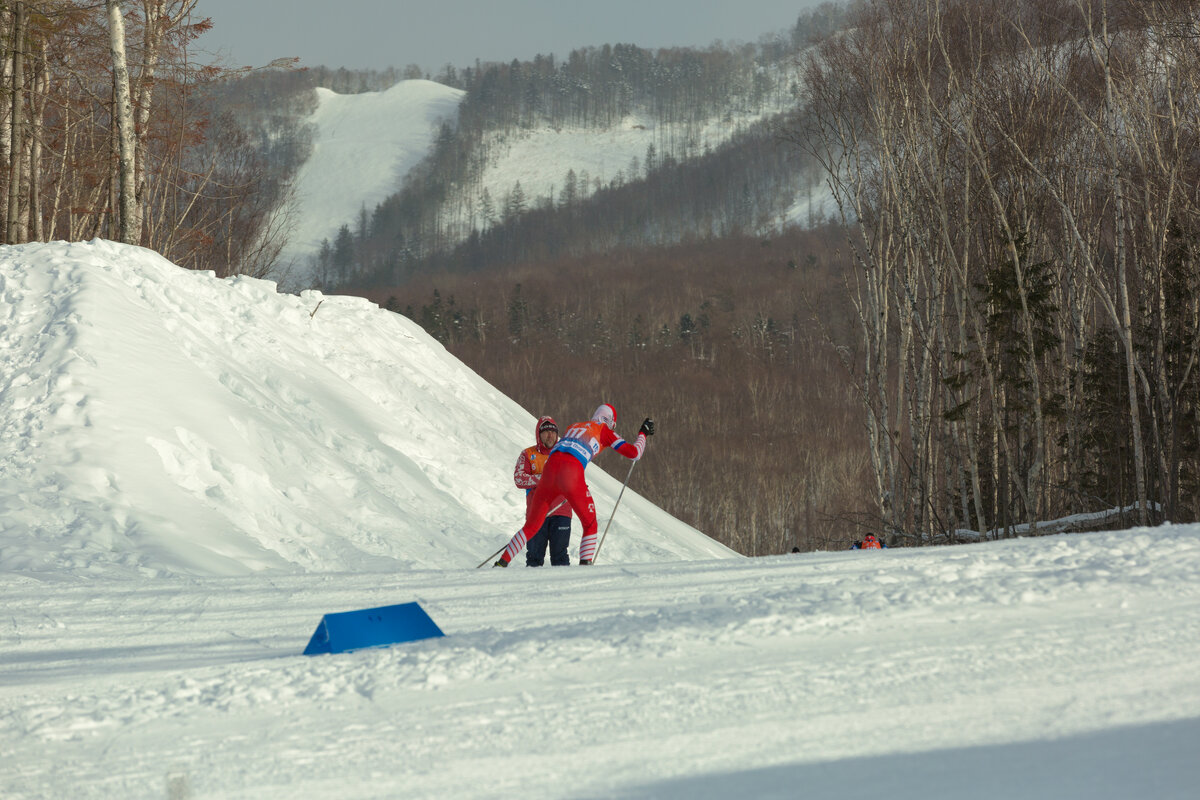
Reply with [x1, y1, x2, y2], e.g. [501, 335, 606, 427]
[303, 602, 445, 656]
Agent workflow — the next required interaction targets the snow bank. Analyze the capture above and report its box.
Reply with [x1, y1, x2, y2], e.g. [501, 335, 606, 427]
[0, 240, 734, 578]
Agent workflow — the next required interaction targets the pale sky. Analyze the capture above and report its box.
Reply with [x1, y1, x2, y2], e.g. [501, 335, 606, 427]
[195, 0, 829, 73]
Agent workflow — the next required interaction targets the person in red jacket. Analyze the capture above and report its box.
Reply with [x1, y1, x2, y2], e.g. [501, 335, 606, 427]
[514, 416, 572, 566]
[851, 533, 885, 550]
[495, 403, 654, 567]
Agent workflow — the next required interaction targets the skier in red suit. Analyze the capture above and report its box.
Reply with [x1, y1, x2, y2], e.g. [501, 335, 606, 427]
[495, 404, 654, 567]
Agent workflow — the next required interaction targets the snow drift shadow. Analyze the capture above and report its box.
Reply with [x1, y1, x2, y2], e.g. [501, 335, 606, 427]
[595, 716, 1200, 800]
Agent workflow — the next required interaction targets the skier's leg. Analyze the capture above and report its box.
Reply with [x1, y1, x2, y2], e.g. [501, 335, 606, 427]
[500, 483, 555, 565]
[526, 518, 551, 566]
[573, 486, 600, 563]
[547, 514, 571, 565]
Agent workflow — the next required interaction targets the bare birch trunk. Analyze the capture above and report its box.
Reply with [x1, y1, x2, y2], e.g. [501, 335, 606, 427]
[1089, 2, 1150, 525]
[107, 0, 138, 245]
[29, 39, 46, 241]
[6, 1, 26, 243]
[133, 2, 198, 248]
[1, 8, 11, 229]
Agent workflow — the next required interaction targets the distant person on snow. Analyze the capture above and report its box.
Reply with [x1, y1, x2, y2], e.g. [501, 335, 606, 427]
[851, 534, 885, 550]
[514, 416, 573, 566]
[495, 403, 654, 567]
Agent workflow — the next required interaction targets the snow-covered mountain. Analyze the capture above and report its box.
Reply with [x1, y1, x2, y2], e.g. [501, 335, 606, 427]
[273, 75, 827, 288]
[0, 240, 733, 578]
[276, 80, 464, 286]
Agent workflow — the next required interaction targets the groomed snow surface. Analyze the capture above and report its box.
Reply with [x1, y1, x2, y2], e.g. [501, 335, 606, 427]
[2, 241, 1199, 798]
[5, 529, 1200, 799]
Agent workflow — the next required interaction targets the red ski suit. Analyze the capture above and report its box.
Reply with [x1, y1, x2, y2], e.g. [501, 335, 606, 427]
[500, 405, 645, 564]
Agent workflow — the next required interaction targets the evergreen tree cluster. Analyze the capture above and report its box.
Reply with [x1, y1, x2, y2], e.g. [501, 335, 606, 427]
[448, 43, 794, 136]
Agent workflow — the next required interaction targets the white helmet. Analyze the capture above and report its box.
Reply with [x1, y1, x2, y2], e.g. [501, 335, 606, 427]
[591, 403, 616, 429]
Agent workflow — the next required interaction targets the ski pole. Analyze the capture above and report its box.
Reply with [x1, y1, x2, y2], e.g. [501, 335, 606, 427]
[593, 458, 638, 564]
[476, 543, 507, 569]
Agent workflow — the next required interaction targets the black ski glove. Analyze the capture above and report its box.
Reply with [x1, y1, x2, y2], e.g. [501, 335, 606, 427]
[639, 418, 655, 437]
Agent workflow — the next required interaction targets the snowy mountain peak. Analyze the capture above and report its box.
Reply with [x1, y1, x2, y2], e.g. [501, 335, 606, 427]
[0, 240, 734, 577]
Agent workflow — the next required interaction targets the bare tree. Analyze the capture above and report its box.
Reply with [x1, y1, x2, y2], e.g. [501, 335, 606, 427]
[795, 0, 1200, 541]
[6, 1, 28, 242]
[106, 0, 137, 243]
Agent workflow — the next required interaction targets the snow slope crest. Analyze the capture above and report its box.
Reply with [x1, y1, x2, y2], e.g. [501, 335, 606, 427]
[0, 240, 734, 578]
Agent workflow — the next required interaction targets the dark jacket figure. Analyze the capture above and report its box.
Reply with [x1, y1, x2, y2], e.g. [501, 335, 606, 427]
[513, 416, 572, 566]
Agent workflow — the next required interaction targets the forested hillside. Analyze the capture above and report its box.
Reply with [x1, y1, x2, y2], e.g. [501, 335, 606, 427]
[796, 0, 1200, 543]
[342, 116, 819, 284]
[365, 226, 871, 556]
[81, 2, 842, 289]
[372, 0, 1200, 555]
[211, 38, 829, 289]
[302, 9, 848, 287]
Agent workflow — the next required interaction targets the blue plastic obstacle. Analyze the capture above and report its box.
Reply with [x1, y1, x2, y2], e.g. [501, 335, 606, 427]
[303, 602, 445, 656]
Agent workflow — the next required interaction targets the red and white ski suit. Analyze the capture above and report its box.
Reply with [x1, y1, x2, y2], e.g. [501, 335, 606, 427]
[500, 404, 645, 565]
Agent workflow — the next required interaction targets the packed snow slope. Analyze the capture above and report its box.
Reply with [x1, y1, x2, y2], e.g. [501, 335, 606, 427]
[2, 526, 1199, 798]
[277, 80, 464, 283]
[0, 240, 733, 578]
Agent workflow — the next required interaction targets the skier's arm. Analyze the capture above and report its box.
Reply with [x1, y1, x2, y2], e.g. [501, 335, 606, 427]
[514, 450, 538, 490]
[602, 426, 647, 460]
